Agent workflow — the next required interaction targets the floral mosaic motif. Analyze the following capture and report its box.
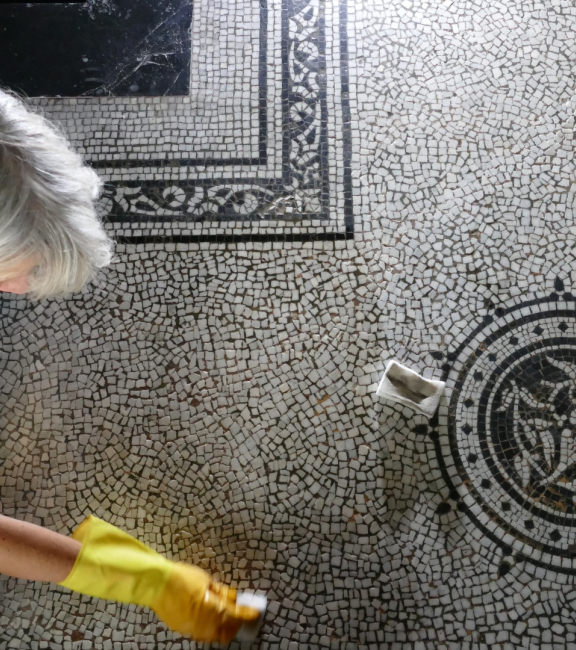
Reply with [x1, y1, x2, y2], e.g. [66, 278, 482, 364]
[110, 184, 277, 221]
[446, 309, 576, 569]
[100, 183, 323, 222]
[286, 0, 326, 208]
[100, 0, 329, 223]
[494, 352, 576, 498]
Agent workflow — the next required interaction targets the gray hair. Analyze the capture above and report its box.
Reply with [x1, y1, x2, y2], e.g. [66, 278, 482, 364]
[0, 88, 113, 299]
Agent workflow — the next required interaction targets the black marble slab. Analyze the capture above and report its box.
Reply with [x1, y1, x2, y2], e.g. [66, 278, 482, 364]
[0, 0, 193, 97]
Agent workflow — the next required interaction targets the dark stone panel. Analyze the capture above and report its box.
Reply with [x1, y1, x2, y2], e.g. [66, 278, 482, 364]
[0, 0, 193, 97]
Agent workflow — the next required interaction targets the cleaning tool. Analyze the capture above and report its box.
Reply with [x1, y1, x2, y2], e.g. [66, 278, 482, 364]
[235, 592, 267, 642]
[58, 516, 260, 644]
[376, 360, 445, 418]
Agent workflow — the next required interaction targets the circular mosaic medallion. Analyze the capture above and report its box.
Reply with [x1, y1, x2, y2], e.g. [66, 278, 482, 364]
[441, 299, 576, 572]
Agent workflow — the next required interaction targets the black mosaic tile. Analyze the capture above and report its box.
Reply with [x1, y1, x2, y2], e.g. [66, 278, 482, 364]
[0, 0, 193, 97]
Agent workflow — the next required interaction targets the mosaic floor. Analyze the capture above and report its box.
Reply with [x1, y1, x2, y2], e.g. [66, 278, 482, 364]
[1, 0, 576, 648]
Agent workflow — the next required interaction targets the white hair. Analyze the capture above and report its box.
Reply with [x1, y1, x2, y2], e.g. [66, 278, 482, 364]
[0, 88, 113, 299]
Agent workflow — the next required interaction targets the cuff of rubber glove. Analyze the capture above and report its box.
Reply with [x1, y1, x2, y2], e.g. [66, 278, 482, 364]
[57, 515, 172, 608]
[57, 515, 97, 587]
[68, 514, 94, 545]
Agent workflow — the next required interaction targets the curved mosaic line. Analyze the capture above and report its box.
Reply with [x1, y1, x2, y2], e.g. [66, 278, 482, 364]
[439, 298, 576, 573]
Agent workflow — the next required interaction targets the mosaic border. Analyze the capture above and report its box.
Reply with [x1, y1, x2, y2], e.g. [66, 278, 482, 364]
[436, 294, 576, 576]
[89, 0, 268, 168]
[96, 0, 353, 243]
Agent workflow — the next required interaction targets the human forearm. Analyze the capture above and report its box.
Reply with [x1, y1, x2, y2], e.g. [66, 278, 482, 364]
[59, 516, 260, 642]
[0, 513, 260, 643]
[0, 515, 81, 583]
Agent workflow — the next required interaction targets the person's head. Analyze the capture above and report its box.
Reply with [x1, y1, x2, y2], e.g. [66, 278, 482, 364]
[0, 88, 113, 299]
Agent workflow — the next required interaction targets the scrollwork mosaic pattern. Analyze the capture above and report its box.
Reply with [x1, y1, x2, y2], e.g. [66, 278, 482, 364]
[286, 0, 327, 216]
[100, 182, 324, 222]
[102, 0, 334, 228]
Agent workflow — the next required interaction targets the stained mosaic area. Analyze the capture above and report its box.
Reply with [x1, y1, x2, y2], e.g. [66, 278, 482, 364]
[2, 0, 576, 648]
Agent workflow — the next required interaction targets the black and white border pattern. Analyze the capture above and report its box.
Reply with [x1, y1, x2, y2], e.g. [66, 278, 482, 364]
[92, 0, 354, 243]
[436, 294, 576, 575]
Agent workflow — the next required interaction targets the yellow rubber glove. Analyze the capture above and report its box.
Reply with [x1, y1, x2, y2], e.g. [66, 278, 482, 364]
[58, 516, 260, 643]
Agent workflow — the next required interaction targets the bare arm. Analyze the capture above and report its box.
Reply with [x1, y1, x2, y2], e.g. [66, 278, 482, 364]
[0, 515, 81, 583]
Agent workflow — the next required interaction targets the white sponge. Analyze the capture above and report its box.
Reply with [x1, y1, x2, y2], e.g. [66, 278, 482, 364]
[234, 592, 267, 643]
[376, 360, 445, 418]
